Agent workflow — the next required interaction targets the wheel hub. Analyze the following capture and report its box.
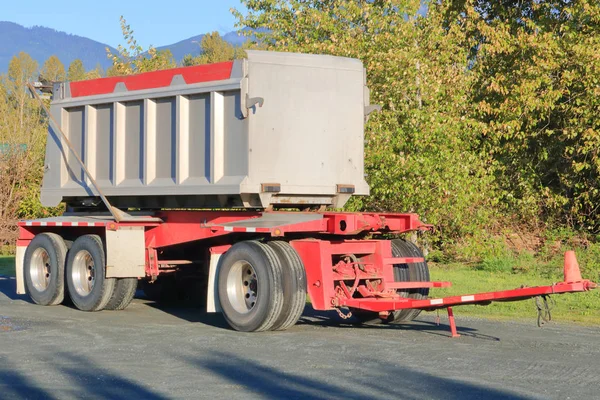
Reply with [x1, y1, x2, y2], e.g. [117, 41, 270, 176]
[30, 248, 51, 292]
[226, 260, 258, 314]
[72, 250, 96, 296]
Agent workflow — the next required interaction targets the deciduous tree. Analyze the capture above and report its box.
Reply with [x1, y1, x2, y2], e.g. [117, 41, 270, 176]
[40, 55, 66, 82]
[67, 59, 86, 81]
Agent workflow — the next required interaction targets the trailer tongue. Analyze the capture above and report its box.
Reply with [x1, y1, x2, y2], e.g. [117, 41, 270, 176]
[16, 51, 597, 336]
[338, 250, 596, 337]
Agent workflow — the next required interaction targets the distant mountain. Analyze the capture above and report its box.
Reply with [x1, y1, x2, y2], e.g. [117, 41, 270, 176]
[0, 21, 249, 75]
[155, 30, 249, 61]
[0, 21, 117, 74]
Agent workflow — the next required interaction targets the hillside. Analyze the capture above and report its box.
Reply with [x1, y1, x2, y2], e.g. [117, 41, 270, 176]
[0, 21, 247, 74]
[0, 21, 117, 73]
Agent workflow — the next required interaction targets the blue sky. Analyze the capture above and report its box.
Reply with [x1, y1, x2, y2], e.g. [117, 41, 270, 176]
[2, 0, 247, 47]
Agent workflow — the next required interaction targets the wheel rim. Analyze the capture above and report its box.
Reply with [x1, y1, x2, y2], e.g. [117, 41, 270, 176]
[71, 250, 96, 297]
[30, 248, 51, 292]
[226, 260, 258, 314]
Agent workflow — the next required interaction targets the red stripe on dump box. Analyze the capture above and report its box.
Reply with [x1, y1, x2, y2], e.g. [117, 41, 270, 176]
[69, 61, 234, 98]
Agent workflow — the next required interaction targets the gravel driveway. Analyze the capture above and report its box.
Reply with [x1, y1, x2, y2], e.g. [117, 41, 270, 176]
[0, 276, 598, 399]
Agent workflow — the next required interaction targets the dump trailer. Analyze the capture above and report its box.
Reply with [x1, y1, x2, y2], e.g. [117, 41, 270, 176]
[16, 51, 596, 336]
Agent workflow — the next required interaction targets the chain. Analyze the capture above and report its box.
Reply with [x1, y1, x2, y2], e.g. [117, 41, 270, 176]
[335, 308, 353, 320]
[534, 295, 554, 327]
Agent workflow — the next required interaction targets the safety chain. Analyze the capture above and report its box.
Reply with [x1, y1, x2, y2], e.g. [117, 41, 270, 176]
[534, 295, 555, 327]
[336, 308, 353, 320]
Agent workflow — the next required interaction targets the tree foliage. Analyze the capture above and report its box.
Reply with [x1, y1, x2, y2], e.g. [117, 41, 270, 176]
[457, 1, 600, 230]
[40, 55, 66, 82]
[235, 0, 600, 251]
[67, 59, 86, 82]
[0, 53, 51, 250]
[235, 0, 498, 247]
[106, 16, 176, 76]
[182, 32, 245, 66]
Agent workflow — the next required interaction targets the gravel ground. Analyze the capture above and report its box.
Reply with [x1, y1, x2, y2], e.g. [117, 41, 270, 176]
[0, 275, 598, 400]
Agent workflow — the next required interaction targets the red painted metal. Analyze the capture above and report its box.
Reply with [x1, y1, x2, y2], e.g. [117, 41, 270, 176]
[146, 211, 262, 248]
[210, 245, 232, 255]
[447, 307, 460, 338]
[290, 239, 335, 310]
[146, 248, 159, 281]
[340, 281, 595, 312]
[69, 61, 234, 98]
[385, 281, 452, 289]
[208, 211, 427, 236]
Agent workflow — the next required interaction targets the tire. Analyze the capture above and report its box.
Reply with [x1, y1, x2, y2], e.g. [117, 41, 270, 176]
[353, 239, 430, 324]
[105, 278, 137, 310]
[390, 239, 430, 322]
[23, 233, 68, 306]
[66, 235, 116, 311]
[267, 241, 307, 331]
[217, 241, 284, 332]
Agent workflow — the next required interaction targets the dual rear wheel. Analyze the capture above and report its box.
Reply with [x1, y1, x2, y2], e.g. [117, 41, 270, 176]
[218, 241, 307, 332]
[24, 233, 136, 312]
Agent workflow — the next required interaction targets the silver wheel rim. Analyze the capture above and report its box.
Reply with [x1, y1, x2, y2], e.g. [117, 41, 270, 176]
[30, 248, 51, 292]
[226, 260, 258, 314]
[72, 250, 95, 296]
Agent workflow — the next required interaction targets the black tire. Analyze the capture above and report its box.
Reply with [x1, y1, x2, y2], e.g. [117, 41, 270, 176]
[23, 233, 67, 306]
[217, 241, 284, 332]
[390, 239, 430, 322]
[353, 239, 430, 324]
[267, 241, 307, 331]
[66, 235, 116, 311]
[105, 278, 137, 310]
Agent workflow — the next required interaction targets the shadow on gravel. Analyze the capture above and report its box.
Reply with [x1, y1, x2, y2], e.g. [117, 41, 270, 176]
[180, 350, 530, 400]
[139, 299, 500, 341]
[53, 351, 169, 399]
[0, 360, 54, 399]
[297, 306, 501, 341]
[0, 349, 170, 399]
[0, 277, 32, 303]
[139, 291, 231, 329]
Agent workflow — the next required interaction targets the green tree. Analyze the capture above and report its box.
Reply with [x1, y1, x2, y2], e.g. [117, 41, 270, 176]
[40, 55, 66, 82]
[6, 52, 39, 129]
[182, 32, 244, 66]
[106, 16, 176, 76]
[0, 52, 54, 251]
[447, 1, 600, 230]
[67, 59, 86, 81]
[234, 1, 499, 248]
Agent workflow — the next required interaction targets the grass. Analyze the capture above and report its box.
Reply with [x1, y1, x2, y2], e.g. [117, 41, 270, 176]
[429, 263, 600, 325]
[0, 256, 15, 277]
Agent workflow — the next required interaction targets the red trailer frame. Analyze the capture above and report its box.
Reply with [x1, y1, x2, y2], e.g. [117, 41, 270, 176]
[16, 210, 597, 337]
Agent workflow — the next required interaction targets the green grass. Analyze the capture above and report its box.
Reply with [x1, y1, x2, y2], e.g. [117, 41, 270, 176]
[430, 263, 600, 325]
[0, 256, 15, 277]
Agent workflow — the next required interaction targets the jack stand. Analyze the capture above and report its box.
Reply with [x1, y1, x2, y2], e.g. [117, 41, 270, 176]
[447, 307, 460, 338]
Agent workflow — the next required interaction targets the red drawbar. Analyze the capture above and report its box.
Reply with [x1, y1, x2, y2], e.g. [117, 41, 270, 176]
[69, 61, 234, 98]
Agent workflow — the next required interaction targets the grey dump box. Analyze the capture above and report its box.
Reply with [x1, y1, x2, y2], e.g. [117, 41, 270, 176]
[42, 51, 371, 209]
